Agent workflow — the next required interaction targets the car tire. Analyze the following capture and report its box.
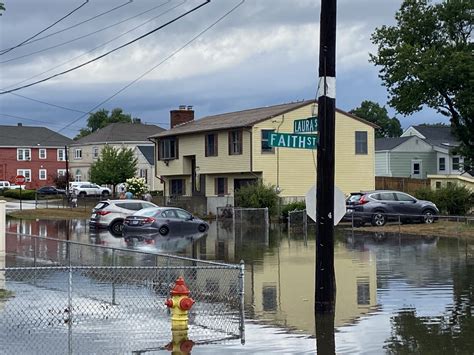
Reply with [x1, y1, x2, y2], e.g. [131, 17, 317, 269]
[159, 225, 169, 236]
[110, 220, 124, 235]
[422, 209, 436, 224]
[371, 212, 386, 227]
[79, 192, 86, 198]
[101, 192, 109, 198]
[198, 224, 207, 232]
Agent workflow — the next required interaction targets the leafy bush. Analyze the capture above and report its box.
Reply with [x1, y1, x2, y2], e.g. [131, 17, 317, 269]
[414, 185, 473, 215]
[234, 182, 279, 216]
[281, 201, 306, 219]
[3, 189, 36, 200]
[125, 177, 148, 197]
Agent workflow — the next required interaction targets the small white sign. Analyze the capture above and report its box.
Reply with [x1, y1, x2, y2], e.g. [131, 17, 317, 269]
[305, 184, 346, 226]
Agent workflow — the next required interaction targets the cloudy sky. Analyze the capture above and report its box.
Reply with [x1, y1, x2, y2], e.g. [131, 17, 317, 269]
[0, 0, 445, 138]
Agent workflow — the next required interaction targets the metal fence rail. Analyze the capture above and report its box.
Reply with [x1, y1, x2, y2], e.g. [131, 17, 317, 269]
[1, 233, 245, 354]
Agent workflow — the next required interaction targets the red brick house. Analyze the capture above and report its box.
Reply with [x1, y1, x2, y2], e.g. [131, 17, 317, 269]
[0, 124, 72, 189]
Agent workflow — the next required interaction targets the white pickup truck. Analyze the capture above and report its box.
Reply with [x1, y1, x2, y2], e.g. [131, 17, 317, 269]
[0, 181, 24, 190]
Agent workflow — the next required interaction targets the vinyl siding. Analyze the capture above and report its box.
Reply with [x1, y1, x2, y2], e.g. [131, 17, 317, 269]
[375, 152, 390, 176]
[389, 152, 437, 178]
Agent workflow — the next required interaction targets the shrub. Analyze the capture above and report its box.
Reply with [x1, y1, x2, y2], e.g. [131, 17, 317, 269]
[3, 189, 36, 200]
[414, 185, 473, 215]
[234, 182, 279, 216]
[281, 201, 306, 219]
[413, 187, 435, 202]
[125, 177, 148, 197]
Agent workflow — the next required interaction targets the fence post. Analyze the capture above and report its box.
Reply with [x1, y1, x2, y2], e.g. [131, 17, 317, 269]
[239, 260, 246, 345]
[0, 200, 5, 290]
[112, 249, 116, 305]
[265, 208, 269, 244]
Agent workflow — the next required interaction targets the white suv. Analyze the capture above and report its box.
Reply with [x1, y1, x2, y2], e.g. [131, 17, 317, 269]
[90, 199, 158, 234]
[73, 183, 111, 197]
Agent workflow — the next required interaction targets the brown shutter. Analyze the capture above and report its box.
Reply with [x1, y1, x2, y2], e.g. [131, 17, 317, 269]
[175, 137, 179, 159]
[228, 132, 232, 155]
[224, 178, 228, 195]
[182, 179, 185, 195]
[239, 130, 243, 154]
[215, 134, 219, 156]
[205, 135, 208, 157]
[169, 179, 173, 195]
[214, 178, 218, 195]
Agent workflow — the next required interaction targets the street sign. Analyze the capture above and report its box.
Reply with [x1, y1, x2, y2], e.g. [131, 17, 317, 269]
[305, 184, 346, 226]
[269, 132, 318, 149]
[15, 175, 26, 185]
[294, 116, 318, 134]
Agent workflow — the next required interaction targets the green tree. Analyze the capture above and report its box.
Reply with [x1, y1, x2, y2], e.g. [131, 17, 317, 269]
[349, 101, 402, 138]
[90, 145, 137, 196]
[74, 108, 136, 140]
[0, 3, 5, 15]
[370, 0, 473, 162]
[234, 182, 279, 216]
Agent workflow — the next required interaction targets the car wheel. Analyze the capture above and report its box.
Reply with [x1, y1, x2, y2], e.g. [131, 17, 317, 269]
[422, 209, 436, 224]
[102, 192, 109, 198]
[198, 224, 207, 232]
[371, 212, 386, 227]
[110, 220, 124, 235]
[159, 225, 169, 236]
[79, 192, 86, 198]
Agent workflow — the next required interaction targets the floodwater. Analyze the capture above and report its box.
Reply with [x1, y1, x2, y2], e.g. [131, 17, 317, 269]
[3, 218, 474, 354]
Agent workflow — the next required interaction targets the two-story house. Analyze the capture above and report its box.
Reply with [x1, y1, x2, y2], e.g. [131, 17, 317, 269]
[68, 121, 165, 192]
[0, 124, 72, 189]
[149, 100, 377, 213]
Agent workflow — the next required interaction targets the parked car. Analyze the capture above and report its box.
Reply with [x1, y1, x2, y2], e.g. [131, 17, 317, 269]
[123, 207, 209, 237]
[344, 190, 439, 226]
[36, 186, 66, 195]
[0, 181, 24, 190]
[89, 199, 158, 234]
[73, 183, 111, 197]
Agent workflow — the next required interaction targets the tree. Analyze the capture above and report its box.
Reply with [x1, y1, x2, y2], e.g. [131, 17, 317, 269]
[349, 101, 402, 138]
[0, 3, 5, 15]
[370, 0, 473, 162]
[90, 145, 137, 196]
[74, 108, 136, 140]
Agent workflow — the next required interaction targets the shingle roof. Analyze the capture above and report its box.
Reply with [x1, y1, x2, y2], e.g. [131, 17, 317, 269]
[412, 125, 459, 148]
[74, 122, 164, 144]
[375, 136, 413, 151]
[0, 125, 73, 147]
[150, 100, 378, 138]
[137, 145, 154, 165]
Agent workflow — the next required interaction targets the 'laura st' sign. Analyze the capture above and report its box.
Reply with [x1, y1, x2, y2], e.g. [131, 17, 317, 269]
[269, 132, 318, 149]
[293, 116, 318, 134]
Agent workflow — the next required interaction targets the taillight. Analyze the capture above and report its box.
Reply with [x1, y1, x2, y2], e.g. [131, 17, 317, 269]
[143, 217, 155, 224]
[96, 210, 111, 216]
[358, 195, 369, 205]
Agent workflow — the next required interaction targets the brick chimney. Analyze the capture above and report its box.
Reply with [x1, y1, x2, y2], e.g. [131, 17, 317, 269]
[170, 105, 194, 129]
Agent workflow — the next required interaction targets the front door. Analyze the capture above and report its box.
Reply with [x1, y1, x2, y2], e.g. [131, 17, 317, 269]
[411, 160, 422, 179]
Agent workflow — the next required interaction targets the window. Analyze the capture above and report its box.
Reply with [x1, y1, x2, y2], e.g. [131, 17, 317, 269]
[355, 131, 368, 154]
[75, 169, 82, 182]
[74, 149, 82, 159]
[228, 130, 243, 155]
[57, 169, 66, 176]
[215, 177, 228, 196]
[170, 179, 185, 196]
[439, 157, 446, 171]
[17, 169, 31, 182]
[93, 147, 99, 159]
[139, 168, 148, 183]
[205, 133, 218, 157]
[39, 149, 47, 159]
[159, 138, 178, 160]
[175, 209, 192, 220]
[261, 129, 275, 153]
[395, 193, 415, 202]
[379, 192, 395, 201]
[57, 148, 65, 161]
[39, 169, 47, 180]
[413, 162, 420, 175]
[435, 181, 442, 189]
[17, 148, 31, 161]
[452, 157, 460, 170]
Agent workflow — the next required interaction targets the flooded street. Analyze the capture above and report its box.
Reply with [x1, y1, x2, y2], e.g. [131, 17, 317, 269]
[3, 218, 474, 354]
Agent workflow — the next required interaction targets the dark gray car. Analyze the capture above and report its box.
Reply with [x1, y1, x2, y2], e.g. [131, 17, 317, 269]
[345, 190, 439, 226]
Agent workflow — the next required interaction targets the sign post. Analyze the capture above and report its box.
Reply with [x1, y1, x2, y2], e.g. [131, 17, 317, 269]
[15, 175, 25, 211]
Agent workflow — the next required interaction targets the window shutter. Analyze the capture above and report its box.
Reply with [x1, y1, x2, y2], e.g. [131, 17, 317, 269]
[175, 137, 179, 159]
[214, 178, 218, 195]
[239, 130, 243, 154]
[182, 179, 185, 195]
[228, 132, 232, 155]
[224, 178, 228, 195]
[205, 135, 208, 157]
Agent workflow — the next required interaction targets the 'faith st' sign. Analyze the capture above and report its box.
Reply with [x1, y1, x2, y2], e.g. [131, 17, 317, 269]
[294, 116, 318, 134]
[269, 132, 318, 149]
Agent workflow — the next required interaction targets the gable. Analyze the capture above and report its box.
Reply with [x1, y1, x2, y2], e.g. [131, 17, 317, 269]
[392, 136, 433, 152]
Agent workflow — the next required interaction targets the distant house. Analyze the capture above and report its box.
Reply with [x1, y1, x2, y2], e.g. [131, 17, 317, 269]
[0, 124, 72, 189]
[69, 121, 165, 191]
[149, 101, 377, 213]
[375, 125, 468, 179]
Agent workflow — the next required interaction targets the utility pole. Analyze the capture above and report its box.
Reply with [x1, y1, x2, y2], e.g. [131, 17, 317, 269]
[65, 145, 70, 197]
[315, 0, 337, 313]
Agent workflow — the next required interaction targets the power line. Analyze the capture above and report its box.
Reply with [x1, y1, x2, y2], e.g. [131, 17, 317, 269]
[0, 113, 84, 129]
[0, 1, 90, 56]
[9, 93, 89, 114]
[0, 0, 173, 64]
[0, 0, 133, 53]
[1, 0, 187, 92]
[0, 1, 211, 95]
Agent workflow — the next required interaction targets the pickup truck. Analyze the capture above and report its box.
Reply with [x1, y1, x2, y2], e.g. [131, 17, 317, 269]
[0, 181, 25, 190]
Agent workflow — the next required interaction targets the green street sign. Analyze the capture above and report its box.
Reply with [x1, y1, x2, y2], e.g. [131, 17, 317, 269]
[294, 116, 318, 133]
[269, 132, 318, 149]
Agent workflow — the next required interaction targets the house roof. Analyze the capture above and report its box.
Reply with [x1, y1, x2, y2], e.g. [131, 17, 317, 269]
[0, 125, 73, 147]
[406, 125, 459, 149]
[74, 122, 164, 145]
[150, 100, 378, 138]
[375, 136, 413, 151]
[137, 145, 154, 165]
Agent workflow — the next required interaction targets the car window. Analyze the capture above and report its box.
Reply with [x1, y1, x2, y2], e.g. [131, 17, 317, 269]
[379, 192, 396, 201]
[162, 210, 178, 218]
[370, 193, 381, 200]
[134, 208, 160, 217]
[395, 193, 416, 202]
[94, 202, 109, 210]
[347, 194, 362, 203]
[116, 202, 140, 210]
[141, 202, 156, 209]
[175, 209, 192, 220]
[91, 184, 99, 188]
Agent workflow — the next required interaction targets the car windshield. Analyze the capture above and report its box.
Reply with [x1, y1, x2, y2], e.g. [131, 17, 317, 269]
[347, 194, 363, 204]
[134, 208, 161, 217]
[93, 202, 109, 210]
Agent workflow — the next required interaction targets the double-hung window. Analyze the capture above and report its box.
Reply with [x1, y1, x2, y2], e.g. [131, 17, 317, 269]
[17, 148, 31, 161]
[355, 131, 368, 155]
[39, 149, 47, 159]
[261, 129, 275, 153]
[159, 138, 178, 160]
[228, 130, 242, 155]
[74, 149, 82, 160]
[452, 157, 460, 171]
[215, 177, 228, 196]
[205, 133, 218, 157]
[439, 157, 446, 171]
[170, 179, 185, 196]
[93, 147, 99, 159]
[17, 169, 31, 182]
[57, 149, 65, 161]
[39, 169, 47, 180]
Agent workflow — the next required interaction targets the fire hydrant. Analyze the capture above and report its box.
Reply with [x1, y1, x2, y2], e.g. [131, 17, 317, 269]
[165, 276, 195, 331]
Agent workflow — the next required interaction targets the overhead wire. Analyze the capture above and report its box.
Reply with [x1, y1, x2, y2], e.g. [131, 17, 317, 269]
[0, 0, 90, 56]
[0, 0, 133, 53]
[0, 0, 172, 64]
[0, 0, 211, 95]
[8, 93, 89, 114]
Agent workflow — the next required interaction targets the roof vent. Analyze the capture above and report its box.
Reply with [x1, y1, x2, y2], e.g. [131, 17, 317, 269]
[179, 105, 186, 110]
[187, 105, 193, 111]
[17, 123, 23, 127]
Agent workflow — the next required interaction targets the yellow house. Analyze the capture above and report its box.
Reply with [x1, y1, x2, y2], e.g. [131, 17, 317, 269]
[149, 100, 376, 212]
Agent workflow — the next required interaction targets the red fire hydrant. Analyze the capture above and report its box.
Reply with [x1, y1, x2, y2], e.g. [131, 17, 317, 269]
[165, 276, 195, 331]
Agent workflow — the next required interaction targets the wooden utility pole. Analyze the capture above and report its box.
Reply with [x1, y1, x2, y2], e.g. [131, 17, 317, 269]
[65, 145, 70, 197]
[315, 0, 337, 313]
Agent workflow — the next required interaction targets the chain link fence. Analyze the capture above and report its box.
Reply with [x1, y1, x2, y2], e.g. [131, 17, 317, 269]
[1, 233, 244, 354]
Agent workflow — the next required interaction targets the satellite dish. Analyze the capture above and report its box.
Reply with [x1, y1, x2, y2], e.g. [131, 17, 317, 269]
[305, 184, 346, 226]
